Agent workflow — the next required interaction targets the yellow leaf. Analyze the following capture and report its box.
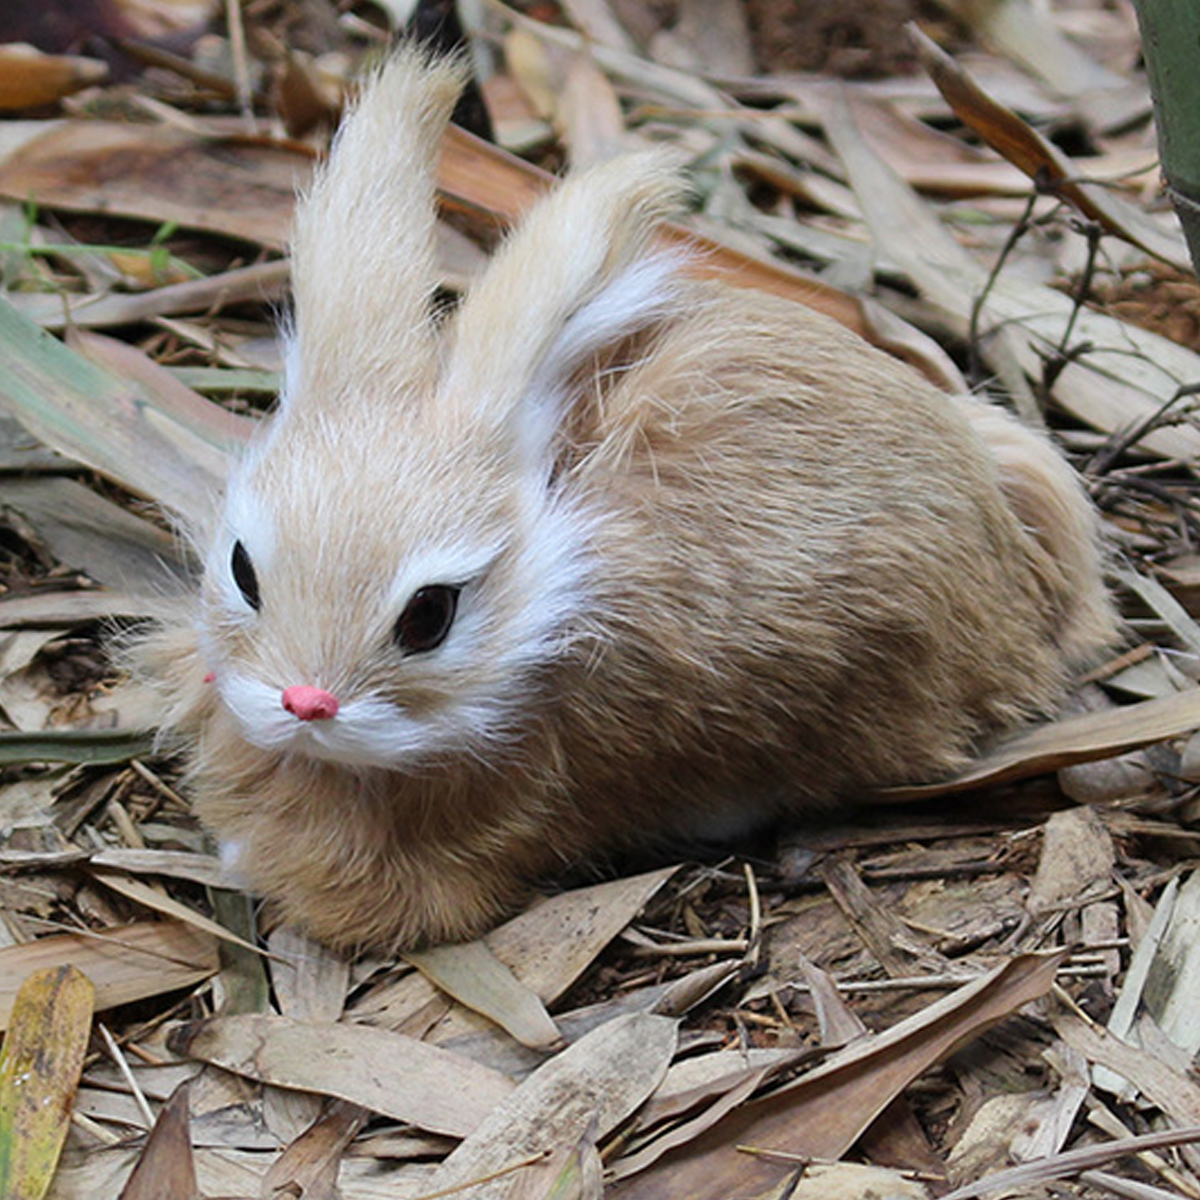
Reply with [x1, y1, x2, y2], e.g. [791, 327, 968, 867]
[0, 965, 95, 1200]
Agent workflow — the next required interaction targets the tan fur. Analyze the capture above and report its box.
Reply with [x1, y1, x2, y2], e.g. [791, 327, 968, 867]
[129, 49, 1118, 952]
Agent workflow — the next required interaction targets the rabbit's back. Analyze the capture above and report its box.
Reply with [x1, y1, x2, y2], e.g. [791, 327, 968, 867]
[542, 281, 1112, 844]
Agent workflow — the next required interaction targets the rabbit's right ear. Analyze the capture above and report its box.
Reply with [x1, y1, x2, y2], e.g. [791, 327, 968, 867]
[442, 152, 688, 473]
[288, 49, 466, 402]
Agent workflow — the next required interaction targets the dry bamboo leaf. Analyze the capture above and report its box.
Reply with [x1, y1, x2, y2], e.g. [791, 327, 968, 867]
[1135, 871, 1200, 1063]
[0, 920, 218, 1032]
[0, 591, 149, 629]
[168, 1012, 514, 1138]
[1097, 873, 1179, 1099]
[425, 1012, 678, 1200]
[0, 296, 231, 518]
[406, 939, 563, 1051]
[817, 89, 1038, 419]
[267, 925, 349, 1025]
[1093, 871, 1200, 1101]
[931, 0, 1126, 97]
[89, 868, 266, 959]
[556, 0, 638, 52]
[519, 1134, 604, 1200]
[67, 329, 252, 457]
[260, 1098, 366, 1200]
[0, 46, 108, 111]
[1057, 1012, 1200, 1127]
[436, 126, 875, 340]
[0, 121, 307, 250]
[8, 259, 290, 333]
[883, 689, 1200, 801]
[0, 965, 95, 1200]
[857, 298, 969, 394]
[88, 849, 235, 890]
[558, 51, 628, 168]
[116, 1083, 197, 1200]
[487, 866, 679, 1005]
[820, 88, 1200, 456]
[794, 957, 946, 1179]
[610, 951, 1065, 1199]
[2, 477, 184, 593]
[1028, 807, 1115, 914]
[911, 26, 1188, 269]
[607, 1059, 776, 1182]
[799, 955, 865, 1045]
[353, 868, 678, 1037]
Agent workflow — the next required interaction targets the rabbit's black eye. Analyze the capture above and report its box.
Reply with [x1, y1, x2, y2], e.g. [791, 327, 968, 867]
[230, 540, 261, 611]
[395, 585, 459, 654]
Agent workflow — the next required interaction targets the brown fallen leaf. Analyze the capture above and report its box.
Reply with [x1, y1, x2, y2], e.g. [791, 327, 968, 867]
[610, 951, 1065, 1199]
[0, 45, 108, 111]
[0, 965, 95, 1200]
[117, 1083, 197, 1200]
[267, 925, 349, 1025]
[260, 1098, 366, 1200]
[797, 956, 946, 1181]
[437, 125, 877, 342]
[168, 1011, 515, 1138]
[0, 921, 218, 1032]
[881, 688, 1200, 801]
[940, 1124, 1200, 1200]
[0, 121, 308, 250]
[425, 1012, 678, 1200]
[352, 867, 678, 1042]
[406, 938, 564, 1051]
[910, 25, 1187, 271]
[1056, 1011, 1200, 1127]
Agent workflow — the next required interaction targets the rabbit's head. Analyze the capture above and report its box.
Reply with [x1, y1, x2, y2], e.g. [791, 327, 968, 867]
[199, 49, 688, 770]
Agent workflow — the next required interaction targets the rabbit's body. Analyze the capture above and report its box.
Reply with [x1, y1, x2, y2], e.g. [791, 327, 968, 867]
[135, 51, 1116, 951]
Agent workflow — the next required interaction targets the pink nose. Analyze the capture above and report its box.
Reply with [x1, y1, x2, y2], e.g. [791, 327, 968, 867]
[281, 685, 340, 721]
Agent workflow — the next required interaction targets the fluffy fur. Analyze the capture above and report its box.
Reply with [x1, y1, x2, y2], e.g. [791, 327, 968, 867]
[130, 48, 1118, 952]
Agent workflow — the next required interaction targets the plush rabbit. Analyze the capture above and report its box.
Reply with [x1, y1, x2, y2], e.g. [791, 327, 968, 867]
[134, 49, 1116, 952]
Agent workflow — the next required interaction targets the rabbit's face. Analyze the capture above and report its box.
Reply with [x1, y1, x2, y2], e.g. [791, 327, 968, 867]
[198, 386, 596, 770]
[194, 46, 687, 773]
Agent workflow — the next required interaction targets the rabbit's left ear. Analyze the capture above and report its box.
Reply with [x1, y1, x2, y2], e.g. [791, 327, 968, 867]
[442, 152, 688, 471]
[287, 49, 466, 403]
